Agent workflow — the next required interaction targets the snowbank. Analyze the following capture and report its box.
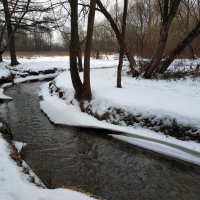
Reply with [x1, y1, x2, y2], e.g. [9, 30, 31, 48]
[0, 88, 12, 102]
[0, 134, 95, 200]
[51, 69, 200, 129]
[0, 65, 12, 84]
[40, 69, 200, 165]
[0, 65, 10, 78]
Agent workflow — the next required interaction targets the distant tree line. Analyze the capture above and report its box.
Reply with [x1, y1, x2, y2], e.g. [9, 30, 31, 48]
[14, 30, 65, 52]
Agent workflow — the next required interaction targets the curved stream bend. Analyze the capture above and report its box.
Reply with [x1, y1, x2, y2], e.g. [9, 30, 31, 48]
[1, 82, 200, 200]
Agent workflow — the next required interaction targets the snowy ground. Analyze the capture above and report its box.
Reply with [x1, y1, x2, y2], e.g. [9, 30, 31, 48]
[0, 65, 12, 102]
[0, 87, 12, 102]
[3, 55, 119, 72]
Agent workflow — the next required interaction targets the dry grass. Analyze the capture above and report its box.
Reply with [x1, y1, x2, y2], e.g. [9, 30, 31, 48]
[3, 51, 117, 59]
[3, 51, 69, 58]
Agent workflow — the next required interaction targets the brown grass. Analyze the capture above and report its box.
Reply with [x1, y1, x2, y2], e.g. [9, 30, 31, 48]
[3, 51, 69, 58]
[3, 51, 117, 59]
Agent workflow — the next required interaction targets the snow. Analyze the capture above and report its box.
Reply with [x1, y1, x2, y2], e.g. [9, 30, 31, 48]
[49, 68, 200, 129]
[0, 55, 200, 190]
[0, 65, 11, 79]
[40, 69, 200, 165]
[0, 134, 95, 200]
[14, 73, 59, 83]
[3, 55, 119, 73]
[0, 88, 12, 102]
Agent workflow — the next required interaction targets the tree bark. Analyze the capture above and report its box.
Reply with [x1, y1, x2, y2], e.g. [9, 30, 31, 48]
[117, 0, 128, 88]
[83, 0, 97, 100]
[69, 0, 83, 100]
[2, 0, 19, 66]
[0, 25, 6, 62]
[77, 45, 83, 72]
[95, 50, 99, 59]
[96, 0, 138, 77]
[143, 0, 181, 78]
[188, 43, 196, 59]
[0, 54, 3, 62]
[159, 21, 200, 73]
[125, 50, 139, 77]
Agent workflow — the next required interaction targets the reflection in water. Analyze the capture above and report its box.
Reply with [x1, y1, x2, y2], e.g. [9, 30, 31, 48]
[1, 82, 200, 200]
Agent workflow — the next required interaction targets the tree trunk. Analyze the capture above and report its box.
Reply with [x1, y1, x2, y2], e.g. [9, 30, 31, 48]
[143, 0, 181, 79]
[117, 0, 128, 88]
[159, 21, 200, 73]
[143, 24, 169, 78]
[0, 26, 6, 63]
[77, 45, 83, 72]
[96, 50, 99, 59]
[188, 43, 196, 59]
[117, 51, 124, 88]
[69, 0, 83, 100]
[125, 49, 139, 77]
[2, 0, 19, 66]
[0, 54, 3, 62]
[83, 0, 96, 100]
[96, 0, 138, 77]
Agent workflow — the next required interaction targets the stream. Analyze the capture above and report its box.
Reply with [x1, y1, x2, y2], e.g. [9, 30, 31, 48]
[1, 82, 200, 200]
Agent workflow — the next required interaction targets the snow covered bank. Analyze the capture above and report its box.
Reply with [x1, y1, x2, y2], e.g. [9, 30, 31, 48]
[0, 88, 12, 103]
[1, 55, 200, 165]
[40, 69, 200, 165]
[48, 69, 200, 131]
[0, 132, 95, 200]
[0, 65, 12, 84]
[0, 77, 12, 103]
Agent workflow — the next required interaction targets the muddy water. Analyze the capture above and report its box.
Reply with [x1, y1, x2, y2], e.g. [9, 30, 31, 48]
[1, 82, 200, 200]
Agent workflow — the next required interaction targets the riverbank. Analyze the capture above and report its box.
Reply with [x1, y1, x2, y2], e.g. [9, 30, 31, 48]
[37, 57, 200, 165]
[0, 130, 95, 200]
[0, 55, 200, 199]
[1, 56, 200, 165]
[0, 59, 96, 200]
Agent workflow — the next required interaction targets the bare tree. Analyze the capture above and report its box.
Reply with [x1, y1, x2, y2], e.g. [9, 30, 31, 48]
[117, 0, 128, 88]
[96, 0, 139, 77]
[143, 0, 181, 78]
[159, 19, 200, 73]
[69, 0, 83, 100]
[2, 0, 21, 65]
[83, 0, 97, 100]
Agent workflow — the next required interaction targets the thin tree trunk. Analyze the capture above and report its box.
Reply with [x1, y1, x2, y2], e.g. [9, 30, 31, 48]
[96, 50, 99, 59]
[96, 0, 138, 77]
[143, 24, 169, 78]
[69, 0, 83, 100]
[0, 25, 6, 62]
[2, 0, 19, 66]
[77, 45, 83, 72]
[117, 51, 124, 88]
[117, 0, 128, 88]
[125, 49, 139, 77]
[83, 0, 97, 100]
[0, 54, 3, 62]
[188, 43, 196, 59]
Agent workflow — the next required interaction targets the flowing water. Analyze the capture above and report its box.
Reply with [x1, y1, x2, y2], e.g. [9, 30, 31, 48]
[1, 82, 200, 200]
